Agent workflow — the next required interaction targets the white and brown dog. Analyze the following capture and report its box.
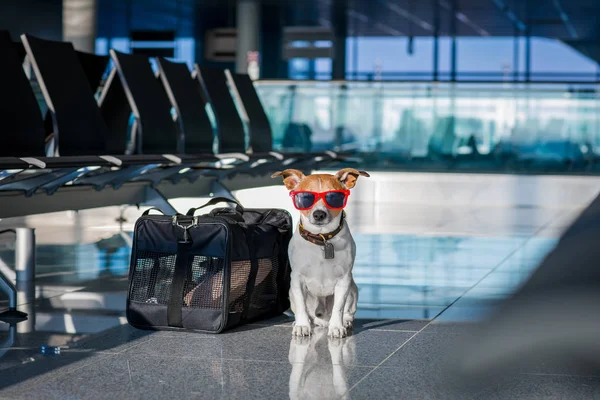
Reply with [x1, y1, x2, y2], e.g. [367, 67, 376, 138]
[272, 168, 369, 338]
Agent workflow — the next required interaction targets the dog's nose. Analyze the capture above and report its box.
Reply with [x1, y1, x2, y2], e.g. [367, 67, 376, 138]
[313, 210, 327, 222]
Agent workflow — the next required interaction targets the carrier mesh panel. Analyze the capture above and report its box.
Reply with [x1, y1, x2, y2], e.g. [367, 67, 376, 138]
[249, 257, 279, 310]
[130, 251, 177, 305]
[225, 257, 279, 313]
[229, 260, 251, 313]
[183, 256, 225, 309]
[130, 251, 284, 315]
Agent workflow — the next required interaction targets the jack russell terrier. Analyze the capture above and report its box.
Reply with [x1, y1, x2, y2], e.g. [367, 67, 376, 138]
[272, 168, 369, 338]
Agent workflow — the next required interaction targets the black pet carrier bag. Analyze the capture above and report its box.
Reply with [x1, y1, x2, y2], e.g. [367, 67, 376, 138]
[126, 197, 292, 333]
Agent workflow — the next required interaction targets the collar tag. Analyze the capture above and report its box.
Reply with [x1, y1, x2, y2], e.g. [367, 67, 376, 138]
[323, 241, 335, 259]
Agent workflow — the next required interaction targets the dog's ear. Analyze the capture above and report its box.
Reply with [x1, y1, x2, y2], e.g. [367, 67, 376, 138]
[271, 169, 305, 190]
[335, 168, 370, 189]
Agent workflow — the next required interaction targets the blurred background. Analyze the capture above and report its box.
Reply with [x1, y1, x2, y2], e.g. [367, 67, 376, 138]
[4, 0, 600, 172]
[1, 1, 600, 398]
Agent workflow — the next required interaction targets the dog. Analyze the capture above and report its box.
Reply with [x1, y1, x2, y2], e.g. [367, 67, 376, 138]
[272, 168, 369, 338]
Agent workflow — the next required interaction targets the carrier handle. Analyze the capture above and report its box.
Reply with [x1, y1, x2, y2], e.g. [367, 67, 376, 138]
[186, 197, 244, 216]
[142, 207, 166, 216]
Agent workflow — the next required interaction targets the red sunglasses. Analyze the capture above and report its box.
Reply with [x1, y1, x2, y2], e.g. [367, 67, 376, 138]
[289, 190, 351, 210]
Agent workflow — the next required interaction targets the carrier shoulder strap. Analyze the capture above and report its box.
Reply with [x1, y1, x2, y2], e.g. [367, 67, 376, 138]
[167, 241, 191, 328]
[240, 225, 260, 321]
[142, 207, 165, 216]
[187, 197, 244, 215]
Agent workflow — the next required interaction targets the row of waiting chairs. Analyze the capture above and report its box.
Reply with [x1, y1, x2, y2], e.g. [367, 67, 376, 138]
[0, 31, 344, 197]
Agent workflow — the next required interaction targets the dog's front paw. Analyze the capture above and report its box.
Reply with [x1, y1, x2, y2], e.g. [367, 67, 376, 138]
[343, 314, 354, 330]
[328, 323, 347, 338]
[292, 322, 311, 337]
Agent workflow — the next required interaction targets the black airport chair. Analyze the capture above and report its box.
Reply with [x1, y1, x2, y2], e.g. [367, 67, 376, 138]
[76, 50, 110, 93]
[156, 61, 285, 169]
[15, 34, 215, 192]
[155, 60, 294, 184]
[0, 31, 46, 160]
[155, 58, 218, 156]
[0, 31, 124, 195]
[198, 67, 347, 170]
[227, 71, 351, 167]
[104, 50, 244, 185]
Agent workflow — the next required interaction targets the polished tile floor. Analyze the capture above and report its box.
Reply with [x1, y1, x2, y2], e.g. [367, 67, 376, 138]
[0, 195, 598, 399]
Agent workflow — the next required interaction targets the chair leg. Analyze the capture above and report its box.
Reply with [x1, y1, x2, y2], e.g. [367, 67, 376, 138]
[142, 186, 178, 215]
[0, 228, 33, 323]
[210, 180, 238, 202]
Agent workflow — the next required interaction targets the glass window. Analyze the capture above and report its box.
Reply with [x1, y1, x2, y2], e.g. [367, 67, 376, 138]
[457, 37, 514, 80]
[314, 40, 333, 48]
[175, 38, 195, 70]
[437, 37, 452, 79]
[110, 38, 130, 53]
[315, 58, 332, 80]
[95, 38, 109, 55]
[289, 58, 310, 80]
[353, 37, 434, 79]
[530, 37, 597, 81]
[346, 37, 358, 79]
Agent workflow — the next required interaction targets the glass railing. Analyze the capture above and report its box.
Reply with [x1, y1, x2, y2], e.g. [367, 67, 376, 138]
[255, 81, 600, 174]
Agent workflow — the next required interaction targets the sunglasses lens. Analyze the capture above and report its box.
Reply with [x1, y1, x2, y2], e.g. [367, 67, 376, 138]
[294, 192, 316, 209]
[325, 192, 347, 209]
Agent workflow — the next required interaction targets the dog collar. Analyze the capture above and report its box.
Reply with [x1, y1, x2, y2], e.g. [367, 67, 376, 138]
[298, 211, 345, 254]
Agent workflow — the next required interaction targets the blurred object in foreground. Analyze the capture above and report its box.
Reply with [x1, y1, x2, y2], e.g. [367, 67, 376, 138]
[451, 192, 600, 386]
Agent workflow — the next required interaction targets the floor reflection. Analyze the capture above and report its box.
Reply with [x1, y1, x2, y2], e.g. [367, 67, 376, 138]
[289, 328, 355, 400]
